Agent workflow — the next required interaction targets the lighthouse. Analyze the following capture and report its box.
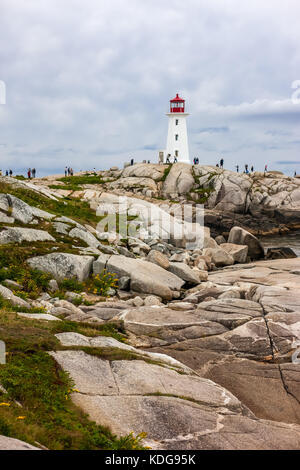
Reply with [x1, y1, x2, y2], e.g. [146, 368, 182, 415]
[165, 93, 190, 164]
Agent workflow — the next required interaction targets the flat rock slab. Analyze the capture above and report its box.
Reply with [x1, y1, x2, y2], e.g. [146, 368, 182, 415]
[0, 435, 39, 450]
[17, 313, 61, 321]
[0, 227, 55, 244]
[50, 350, 240, 409]
[201, 357, 300, 425]
[54, 334, 193, 373]
[78, 307, 123, 321]
[119, 306, 228, 340]
[72, 394, 300, 450]
[50, 350, 119, 395]
[195, 298, 263, 329]
[209, 258, 300, 288]
[48, 349, 300, 449]
[28, 253, 94, 281]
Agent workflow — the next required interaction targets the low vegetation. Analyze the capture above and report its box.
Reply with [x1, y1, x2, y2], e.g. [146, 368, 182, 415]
[0, 180, 103, 227]
[0, 311, 145, 450]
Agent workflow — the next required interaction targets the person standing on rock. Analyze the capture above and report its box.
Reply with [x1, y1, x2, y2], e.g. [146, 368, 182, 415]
[220, 158, 224, 168]
[264, 164, 268, 173]
[9, 169, 12, 177]
[65, 166, 68, 177]
[27, 168, 31, 179]
[32, 168, 36, 178]
[251, 166, 254, 173]
[236, 165, 239, 173]
[130, 158, 134, 166]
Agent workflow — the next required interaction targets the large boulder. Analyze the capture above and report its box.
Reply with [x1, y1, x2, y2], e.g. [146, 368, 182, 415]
[147, 250, 170, 270]
[27, 253, 94, 281]
[0, 227, 55, 245]
[0, 284, 31, 308]
[93, 255, 184, 300]
[0, 194, 54, 224]
[203, 247, 235, 267]
[168, 262, 200, 285]
[162, 163, 195, 198]
[121, 163, 166, 182]
[265, 247, 297, 260]
[220, 243, 248, 263]
[69, 227, 100, 248]
[228, 227, 264, 260]
[193, 166, 251, 213]
[109, 177, 158, 192]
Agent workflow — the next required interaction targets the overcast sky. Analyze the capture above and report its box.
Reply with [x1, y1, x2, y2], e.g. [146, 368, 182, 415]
[1, 0, 300, 176]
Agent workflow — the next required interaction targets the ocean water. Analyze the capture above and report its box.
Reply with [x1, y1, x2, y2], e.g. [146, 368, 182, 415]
[259, 230, 300, 257]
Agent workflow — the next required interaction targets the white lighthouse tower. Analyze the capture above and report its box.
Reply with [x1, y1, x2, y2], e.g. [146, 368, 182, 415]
[165, 93, 190, 164]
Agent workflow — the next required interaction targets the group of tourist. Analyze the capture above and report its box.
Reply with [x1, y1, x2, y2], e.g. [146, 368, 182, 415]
[64, 166, 74, 176]
[27, 168, 36, 179]
[0, 169, 13, 177]
[235, 164, 255, 174]
[0, 169, 36, 178]
[166, 154, 178, 164]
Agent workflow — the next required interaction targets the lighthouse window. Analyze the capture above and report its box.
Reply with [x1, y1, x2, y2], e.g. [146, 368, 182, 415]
[175, 134, 179, 141]
[175, 119, 179, 125]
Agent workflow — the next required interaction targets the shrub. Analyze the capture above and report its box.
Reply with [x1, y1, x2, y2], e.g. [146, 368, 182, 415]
[59, 278, 85, 293]
[89, 270, 118, 297]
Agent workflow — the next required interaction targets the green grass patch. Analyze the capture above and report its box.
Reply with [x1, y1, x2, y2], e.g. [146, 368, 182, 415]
[161, 165, 172, 182]
[0, 180, 103, 227]
[56, 174, 107, 191]
[0, 313, 144, 449]
[0, 351, 145, 449]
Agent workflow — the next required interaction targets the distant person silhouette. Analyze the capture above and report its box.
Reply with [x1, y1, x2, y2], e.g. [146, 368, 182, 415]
[220, 158, 224, 168]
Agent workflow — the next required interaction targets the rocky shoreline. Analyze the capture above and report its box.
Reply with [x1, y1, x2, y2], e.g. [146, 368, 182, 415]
[0, 167, 299, 450]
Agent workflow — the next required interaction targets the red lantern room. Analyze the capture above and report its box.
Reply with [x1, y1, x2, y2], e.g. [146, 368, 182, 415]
[170, 93, 185, 113]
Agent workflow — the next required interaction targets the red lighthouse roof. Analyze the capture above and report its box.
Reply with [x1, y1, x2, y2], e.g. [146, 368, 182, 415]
[169, 93, 185, 113]
[170, 93, 185, 103]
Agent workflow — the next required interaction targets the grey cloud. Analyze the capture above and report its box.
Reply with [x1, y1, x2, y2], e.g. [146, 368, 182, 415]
[1, 1, 300, 176]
